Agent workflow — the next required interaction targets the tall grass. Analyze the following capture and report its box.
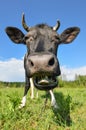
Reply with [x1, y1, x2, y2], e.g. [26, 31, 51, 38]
[0, 83, 86, 130]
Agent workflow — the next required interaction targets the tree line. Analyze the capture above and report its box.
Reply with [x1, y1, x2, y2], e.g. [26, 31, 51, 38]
[0, 75, 86, 88]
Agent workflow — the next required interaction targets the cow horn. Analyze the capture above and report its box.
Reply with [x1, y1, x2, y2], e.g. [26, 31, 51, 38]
[53, 20, 60, 31]
[22, 13, 29, 32]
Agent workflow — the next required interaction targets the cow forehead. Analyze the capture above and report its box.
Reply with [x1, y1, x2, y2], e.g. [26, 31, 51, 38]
[25, 24, 58, 38]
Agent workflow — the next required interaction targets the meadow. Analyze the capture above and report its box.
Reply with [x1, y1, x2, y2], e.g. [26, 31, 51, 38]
[0, 76, 86, 130]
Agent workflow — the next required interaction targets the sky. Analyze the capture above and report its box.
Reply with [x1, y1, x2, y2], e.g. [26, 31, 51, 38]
[0, 0, 86, 81]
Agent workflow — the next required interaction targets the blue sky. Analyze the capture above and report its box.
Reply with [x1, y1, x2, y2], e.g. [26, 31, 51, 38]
[0, 0, 86, 81]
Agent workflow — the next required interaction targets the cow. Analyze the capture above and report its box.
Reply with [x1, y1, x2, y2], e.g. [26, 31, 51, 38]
[5, 13, 80, 109]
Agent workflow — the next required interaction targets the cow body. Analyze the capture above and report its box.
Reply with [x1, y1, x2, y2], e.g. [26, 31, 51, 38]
[5, 13, 80, 108]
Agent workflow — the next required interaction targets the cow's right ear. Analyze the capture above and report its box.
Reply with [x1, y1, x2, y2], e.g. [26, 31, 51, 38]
[5, 27, 25, 44]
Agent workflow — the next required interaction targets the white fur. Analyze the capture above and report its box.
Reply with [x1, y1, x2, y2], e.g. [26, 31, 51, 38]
[49, 90, 58, 109]
[30, 78, 38, 99]
[19, 96, 26, 108]
[30, 78, 35, 99]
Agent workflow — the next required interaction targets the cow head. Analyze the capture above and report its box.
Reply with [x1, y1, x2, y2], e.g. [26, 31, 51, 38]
[5, 13, 80, 90]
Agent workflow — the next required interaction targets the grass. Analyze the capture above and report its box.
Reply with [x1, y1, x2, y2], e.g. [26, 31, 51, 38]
[0, 86, 86, 130]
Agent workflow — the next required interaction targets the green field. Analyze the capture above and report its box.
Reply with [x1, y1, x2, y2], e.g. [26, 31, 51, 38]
[0, 80, 86, 130]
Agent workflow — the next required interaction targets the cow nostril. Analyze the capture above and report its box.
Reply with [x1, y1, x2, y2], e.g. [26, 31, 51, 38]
[28, 60, 34, 67]
[48, 57, 55, 66]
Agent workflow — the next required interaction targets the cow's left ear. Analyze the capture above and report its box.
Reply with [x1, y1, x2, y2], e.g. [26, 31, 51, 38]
[60, 27, 80, 44]
[5, 27, 25, 44]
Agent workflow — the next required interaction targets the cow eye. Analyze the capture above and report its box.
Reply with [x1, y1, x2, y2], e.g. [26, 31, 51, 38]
[54, 35, 60, 41]
[24, 36, 28, 40]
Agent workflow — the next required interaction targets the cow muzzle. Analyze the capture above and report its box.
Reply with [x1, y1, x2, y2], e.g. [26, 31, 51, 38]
[25, 52, 60, 90]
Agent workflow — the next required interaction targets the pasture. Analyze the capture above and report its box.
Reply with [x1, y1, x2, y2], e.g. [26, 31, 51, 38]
[0, 80, 86, 130]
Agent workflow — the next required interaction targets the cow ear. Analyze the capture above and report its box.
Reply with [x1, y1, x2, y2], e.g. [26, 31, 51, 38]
[5, 27, 25, 44]
[60, 27, 80, 44]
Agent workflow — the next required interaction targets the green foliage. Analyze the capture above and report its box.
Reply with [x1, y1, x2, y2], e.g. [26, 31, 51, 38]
[0, 86, 86, 130]
[52, 93, 72, 127]
[58, 75, 86, 88]
[0, 81, 25, 88]
[0, 76, 86, 129]
[75, 75, 86, 86]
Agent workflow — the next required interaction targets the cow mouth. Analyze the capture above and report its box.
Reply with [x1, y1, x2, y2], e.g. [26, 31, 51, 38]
[33, 74, 58, 90]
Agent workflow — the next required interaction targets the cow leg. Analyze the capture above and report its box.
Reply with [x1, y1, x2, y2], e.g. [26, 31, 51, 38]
[30, 78, 35, 99]
[49, 90, 58, 109]
[30, 78, 38, 99]
[19, 76, 30, 108]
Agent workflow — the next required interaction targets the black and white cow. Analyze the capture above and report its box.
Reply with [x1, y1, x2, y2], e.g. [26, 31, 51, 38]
[5, 13, 80, 108]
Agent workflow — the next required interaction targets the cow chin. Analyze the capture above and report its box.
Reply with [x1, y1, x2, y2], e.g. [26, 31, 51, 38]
[33, 74, 58, 90]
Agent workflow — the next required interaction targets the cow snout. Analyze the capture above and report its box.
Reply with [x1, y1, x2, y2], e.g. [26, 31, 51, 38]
[25, 52, 60, 77]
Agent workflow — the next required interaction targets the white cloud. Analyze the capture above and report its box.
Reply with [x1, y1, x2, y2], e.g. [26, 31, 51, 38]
[0, 58, 25, 82]
[61, 66, 86, 81]
[0, 58, 86, 82]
